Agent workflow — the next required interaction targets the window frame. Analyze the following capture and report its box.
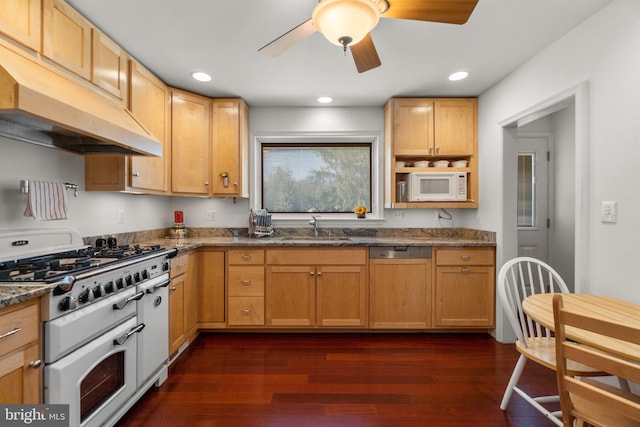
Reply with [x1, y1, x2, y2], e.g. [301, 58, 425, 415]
[251, 132, 384, 223]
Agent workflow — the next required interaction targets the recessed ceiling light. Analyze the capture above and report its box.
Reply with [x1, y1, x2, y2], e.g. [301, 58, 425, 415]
[317, 96, 333, 104]
[448, 71, 469, 81]
[191, 71, 212, 82]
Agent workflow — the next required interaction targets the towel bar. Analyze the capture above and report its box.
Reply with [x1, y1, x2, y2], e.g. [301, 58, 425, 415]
[20, 180, 79, 197]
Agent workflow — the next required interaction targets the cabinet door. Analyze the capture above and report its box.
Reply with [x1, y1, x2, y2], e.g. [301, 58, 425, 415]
[92, 29, 127, 101]
[42, 0, 92, 79]
[129, 60, 170, 192]
[168, 273, 185, 355]
[370, 258, 431, 329]
[392, 99, 434, 155]
[211, 99, 248, 197]
[266, 266, 315, 327]
[171, 90, 211, 195]
[0, 343, 41, 404]
[434, 99, 476, 156]
[197, 250, 225, 324]
[434, 265, 495, 328]
[0, 0, 41, 51]
[316, 265, 367, 327]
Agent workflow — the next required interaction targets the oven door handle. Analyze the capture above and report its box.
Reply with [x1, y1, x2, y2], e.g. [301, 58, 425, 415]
[113, 323, 145, 346]
[145, 279, 171, 294]
[113, 291, 145, 310]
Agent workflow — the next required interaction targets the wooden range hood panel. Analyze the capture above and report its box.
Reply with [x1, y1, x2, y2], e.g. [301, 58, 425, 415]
[0, 43, 161, 156]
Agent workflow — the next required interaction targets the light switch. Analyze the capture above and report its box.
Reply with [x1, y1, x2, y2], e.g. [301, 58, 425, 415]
[601, 201, 617, 223]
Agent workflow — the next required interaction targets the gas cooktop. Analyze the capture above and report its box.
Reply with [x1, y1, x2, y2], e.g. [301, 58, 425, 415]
[0, 244, 166, 282]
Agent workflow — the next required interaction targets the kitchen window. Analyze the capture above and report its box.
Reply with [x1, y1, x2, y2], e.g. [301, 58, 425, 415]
[252, 134, 382, 220]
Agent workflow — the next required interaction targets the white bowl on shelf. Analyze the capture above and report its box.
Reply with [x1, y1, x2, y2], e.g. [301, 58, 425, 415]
[451, 160, 468, 168]
[395, 161, 405, 168]
[433, 160, 449, 168]
[414, 160, 429, 168]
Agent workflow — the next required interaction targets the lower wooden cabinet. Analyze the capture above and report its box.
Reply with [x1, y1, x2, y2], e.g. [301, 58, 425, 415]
[168, 251, 193, 355]
[196, 249, 225, 326]
[0, 299, 42, 404]
[433, 247, 496, 328]
[369, 258, 431, 329]
[265, 248, 368, 328]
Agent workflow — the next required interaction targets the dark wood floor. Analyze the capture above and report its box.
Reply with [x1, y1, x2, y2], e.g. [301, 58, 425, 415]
[116, 332, 560, 426]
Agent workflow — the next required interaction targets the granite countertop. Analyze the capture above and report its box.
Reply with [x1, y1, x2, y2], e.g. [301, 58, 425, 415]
[0, 284, 50, 309]
[2, 228, 495, 309]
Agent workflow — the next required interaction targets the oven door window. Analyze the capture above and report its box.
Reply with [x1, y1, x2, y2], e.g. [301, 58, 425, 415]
[81, 351, 125, 422]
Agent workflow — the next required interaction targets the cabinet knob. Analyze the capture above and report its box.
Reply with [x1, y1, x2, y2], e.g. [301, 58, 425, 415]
[241, 279, 252, 285]
[241, 309, 252, 315]
[428, 147, 433, 154]
[29, 360, 42, 369]
[461, 267, 471, 273]
[132, 172, 140, 177]
[233, 182, 238, 187]
[436, 147, 440, 154]
[317, 272, 322, 276]
[310, 272, 314, 276]
[170, 286, 177, 291]
[205, 182, 209, 186]
[461, 255, 471, 261]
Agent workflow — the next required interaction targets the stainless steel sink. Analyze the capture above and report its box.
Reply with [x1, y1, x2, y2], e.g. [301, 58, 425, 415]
[279, 236, 351, 242]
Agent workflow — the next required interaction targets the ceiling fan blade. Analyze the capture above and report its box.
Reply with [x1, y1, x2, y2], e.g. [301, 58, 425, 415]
[351, 33, 381, 73]
[381, 0, 479, 25]
[258, 19, 317, 57]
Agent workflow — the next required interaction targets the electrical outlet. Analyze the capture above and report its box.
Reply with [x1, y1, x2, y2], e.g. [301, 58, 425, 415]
[392, 211, 406, 220]
[206, 210, 216, 221]
[601, 201, 617, 223]
[117, 209, 125, 224]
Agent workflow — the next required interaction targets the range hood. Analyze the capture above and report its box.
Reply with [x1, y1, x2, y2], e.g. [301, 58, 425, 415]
[0, 43, 161, 156]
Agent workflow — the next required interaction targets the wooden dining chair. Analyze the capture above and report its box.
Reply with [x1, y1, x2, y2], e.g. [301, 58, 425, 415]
[553, 294, 640, 427]
[497, 257, 606, 426]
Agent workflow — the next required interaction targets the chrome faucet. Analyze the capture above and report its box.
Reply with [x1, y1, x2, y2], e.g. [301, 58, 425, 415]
[309, 216, 319, 238]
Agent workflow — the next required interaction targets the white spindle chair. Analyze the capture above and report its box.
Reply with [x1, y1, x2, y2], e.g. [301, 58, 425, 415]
[497, 257, 607, 426]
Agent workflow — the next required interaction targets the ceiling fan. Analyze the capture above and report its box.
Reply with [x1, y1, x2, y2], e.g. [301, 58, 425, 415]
[258, 0, 479, 73]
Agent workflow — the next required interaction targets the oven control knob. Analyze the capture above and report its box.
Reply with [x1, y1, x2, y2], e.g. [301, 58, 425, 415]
[79, 288, 94, 303]
[93, 284, 105, 298]
[104, 281, 115, 294]
[58, 296, 77, 311]
[163, 261, 170, 272]
[125, 275, 133, 287]
[133, 272, 141, 283]
[141, 269, 149, 280]
[116, 278, 124, 289]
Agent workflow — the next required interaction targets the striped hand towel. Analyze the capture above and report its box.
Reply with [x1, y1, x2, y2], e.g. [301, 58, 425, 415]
[24, 181, 68, 220]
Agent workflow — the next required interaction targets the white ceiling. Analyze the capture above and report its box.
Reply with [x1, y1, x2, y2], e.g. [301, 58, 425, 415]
[67, 0, 611, 108]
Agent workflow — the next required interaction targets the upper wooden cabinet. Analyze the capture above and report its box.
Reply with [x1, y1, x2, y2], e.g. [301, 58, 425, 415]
[385, 97, 478, 209]
[91, 29, 127, 101]
[211, 99, 249, 197]
[42, 0, 92, 80]
[85, 59, 170, 194]
[387, 98, 476, 156]
[171, 89, 211, 196]
[0, 0, 41, 51]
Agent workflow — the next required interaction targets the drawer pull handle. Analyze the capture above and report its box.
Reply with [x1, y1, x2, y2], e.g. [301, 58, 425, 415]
[241, 309, 252, 315]
[461, 255, 471, 261]
[241, 280, 252, 285]
[241, 255, 252, 260]
[29, 360, 42, 369]
[461, 267, 471, 273]
[0, 327, 22, 340]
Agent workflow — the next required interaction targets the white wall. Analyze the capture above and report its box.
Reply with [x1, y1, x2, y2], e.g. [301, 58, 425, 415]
[0, 137, 169, 237]
[479, 0, 640, 308]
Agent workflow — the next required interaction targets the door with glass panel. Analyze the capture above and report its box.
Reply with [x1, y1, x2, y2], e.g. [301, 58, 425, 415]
[516, 137, 550, 261]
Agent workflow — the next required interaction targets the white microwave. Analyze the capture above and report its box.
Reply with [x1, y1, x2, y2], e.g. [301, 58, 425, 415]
[407, 172, 467, 202]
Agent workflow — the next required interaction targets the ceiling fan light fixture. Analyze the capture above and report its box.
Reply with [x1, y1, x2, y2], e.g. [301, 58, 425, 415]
[312, 0, 383, 47]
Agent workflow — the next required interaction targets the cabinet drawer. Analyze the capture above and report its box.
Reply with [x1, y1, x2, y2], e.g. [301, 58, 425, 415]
[228, 249, 264, 265]
[228, 266, 264, 297]
[228, 297, 264, 326]
[170, 253, 189, 278]
[436, 247, 494, 266]
[0, 301, 39, 358]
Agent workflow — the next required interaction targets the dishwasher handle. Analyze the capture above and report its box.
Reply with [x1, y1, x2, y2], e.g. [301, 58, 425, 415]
[369, 246, 432, 259]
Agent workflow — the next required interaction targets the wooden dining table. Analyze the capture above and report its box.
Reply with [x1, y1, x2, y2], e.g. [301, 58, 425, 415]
[522, 293, 640, 363]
